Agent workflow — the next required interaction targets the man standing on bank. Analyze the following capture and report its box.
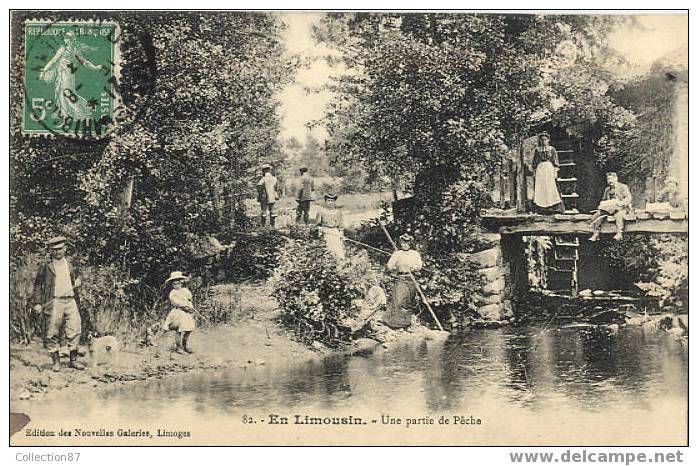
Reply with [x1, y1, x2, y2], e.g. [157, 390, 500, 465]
[256, 163, 278, 227]
[589, 172, 632, 242]
[296, 166, 315, 225]
[33, 236, 85, 372]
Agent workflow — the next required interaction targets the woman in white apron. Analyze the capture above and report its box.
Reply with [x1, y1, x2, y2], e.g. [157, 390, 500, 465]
[532, 132, 565, 214]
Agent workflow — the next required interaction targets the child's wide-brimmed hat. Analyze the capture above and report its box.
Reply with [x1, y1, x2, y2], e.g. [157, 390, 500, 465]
[165, 271, 189, 284]
[261, 163, 272, 171]
[324, 193, 338, 201]
[399, 233, 413, 243]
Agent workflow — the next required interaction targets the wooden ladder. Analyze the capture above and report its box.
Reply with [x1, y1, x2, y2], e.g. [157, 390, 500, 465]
[548, 143, 580, 296]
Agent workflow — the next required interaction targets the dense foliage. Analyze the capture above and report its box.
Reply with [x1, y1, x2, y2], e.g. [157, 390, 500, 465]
[10, 12, 294, 283]
[314, 13, 634, 253]
[9, 12, 294, 342]
[270, 241, 382, 348]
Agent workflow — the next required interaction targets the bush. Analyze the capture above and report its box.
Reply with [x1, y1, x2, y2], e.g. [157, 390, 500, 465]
[270, 240, 382, 348]
[600, 236, 659, 286]
[635, 235, 688, 309]
[9, 256, 159, 344]
[415, 253, 484, 324]
[9, 254, 43, 344]
[223, 230, 288, 281]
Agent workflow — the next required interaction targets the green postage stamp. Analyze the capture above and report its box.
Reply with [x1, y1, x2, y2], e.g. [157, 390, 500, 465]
[23, 21, 119, 137]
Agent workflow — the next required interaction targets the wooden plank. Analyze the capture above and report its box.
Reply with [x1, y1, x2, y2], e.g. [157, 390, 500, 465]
[499, 218, 688, 236]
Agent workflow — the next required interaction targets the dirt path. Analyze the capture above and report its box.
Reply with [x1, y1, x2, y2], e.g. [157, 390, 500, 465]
[10, 282, 322, 403]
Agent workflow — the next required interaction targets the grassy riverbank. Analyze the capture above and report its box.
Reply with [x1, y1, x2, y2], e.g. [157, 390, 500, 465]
[10, 282, 323, 403]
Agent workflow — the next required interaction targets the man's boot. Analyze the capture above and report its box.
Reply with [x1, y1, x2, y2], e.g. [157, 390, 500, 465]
[51, 351, 61, 372]
[68, 350, 85, 370]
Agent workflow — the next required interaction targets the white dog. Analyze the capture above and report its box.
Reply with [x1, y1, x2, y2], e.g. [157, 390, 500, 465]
[87, 333, 121, 368]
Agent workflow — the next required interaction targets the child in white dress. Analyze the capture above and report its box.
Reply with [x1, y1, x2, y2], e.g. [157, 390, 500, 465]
[163, 271, 196, 354]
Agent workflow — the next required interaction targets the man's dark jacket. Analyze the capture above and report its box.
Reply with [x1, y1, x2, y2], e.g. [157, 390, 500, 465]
[33, 258, 81, 312]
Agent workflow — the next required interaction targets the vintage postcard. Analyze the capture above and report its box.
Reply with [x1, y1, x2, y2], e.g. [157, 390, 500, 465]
[9, 10, 688, 447]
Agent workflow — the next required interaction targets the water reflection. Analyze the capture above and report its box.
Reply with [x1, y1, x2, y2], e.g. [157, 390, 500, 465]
[25, 325, 688, 425]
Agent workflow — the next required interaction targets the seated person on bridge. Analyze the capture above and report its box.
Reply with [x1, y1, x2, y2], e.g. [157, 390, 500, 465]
[589, 172, 632, 242]
[656, 176, 684, 210]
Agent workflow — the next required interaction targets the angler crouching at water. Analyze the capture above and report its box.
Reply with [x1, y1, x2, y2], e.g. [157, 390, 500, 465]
[382, 234, 423, 329]
[163, 271, 196, 354]
[315, 193, 345, 260]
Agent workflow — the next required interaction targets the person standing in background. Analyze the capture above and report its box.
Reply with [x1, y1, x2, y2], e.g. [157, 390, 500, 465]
[296, 166, 315, 225]
[315, 193, 345, 260]
[256, 163, 278, 227]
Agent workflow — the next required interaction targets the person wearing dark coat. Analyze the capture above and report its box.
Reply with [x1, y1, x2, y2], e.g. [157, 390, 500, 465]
[33, 236, 85, 372]
[295, 166, 315, 225]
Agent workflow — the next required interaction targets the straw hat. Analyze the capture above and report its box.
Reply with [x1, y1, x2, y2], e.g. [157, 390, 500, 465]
[399, 233, 413, 244]
[165, 271, 189, 284]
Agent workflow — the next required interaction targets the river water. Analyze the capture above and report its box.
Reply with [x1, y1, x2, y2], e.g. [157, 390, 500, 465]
[14, 324, 688, 445]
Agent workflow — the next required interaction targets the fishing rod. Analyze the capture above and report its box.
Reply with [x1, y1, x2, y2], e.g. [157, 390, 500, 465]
[379, 223, 445, 332]
[342, 237, 391, 255]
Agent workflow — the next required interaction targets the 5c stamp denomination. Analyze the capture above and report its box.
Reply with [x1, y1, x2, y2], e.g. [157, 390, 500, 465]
[23, 20, 119, 137]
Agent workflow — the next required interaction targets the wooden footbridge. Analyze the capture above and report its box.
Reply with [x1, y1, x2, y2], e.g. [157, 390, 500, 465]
[481, 208, 688, 236]
[480, 207, 688, 297]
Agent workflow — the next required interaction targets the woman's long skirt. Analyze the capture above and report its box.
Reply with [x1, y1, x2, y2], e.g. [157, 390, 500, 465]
[381, 277, 416, 329]
[534, 161, 564, 212]
[321, 227, 345, 260]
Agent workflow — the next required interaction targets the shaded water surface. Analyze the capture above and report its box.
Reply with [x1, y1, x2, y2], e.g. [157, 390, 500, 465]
[17, 324, 688, 444]
[51, 326, 688, 414]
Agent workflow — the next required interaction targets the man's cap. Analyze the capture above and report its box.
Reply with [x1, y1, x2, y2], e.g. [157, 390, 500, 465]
[47, 236, 67, 249]
[299, 166, 308, 172]
[537, 131, 551, 139]
[606, 171, 618, 178]
[261, 163, 272, 171]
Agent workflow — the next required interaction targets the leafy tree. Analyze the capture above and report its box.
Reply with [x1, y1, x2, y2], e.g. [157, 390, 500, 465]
[10, 12, 295, 287]
[314, 13, 634, 253]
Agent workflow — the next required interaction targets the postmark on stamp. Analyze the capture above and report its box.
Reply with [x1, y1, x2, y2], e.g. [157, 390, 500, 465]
[23, 21, 119, 138]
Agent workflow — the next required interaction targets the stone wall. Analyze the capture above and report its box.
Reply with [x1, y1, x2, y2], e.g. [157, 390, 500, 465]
[462, 233, 519, 321]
